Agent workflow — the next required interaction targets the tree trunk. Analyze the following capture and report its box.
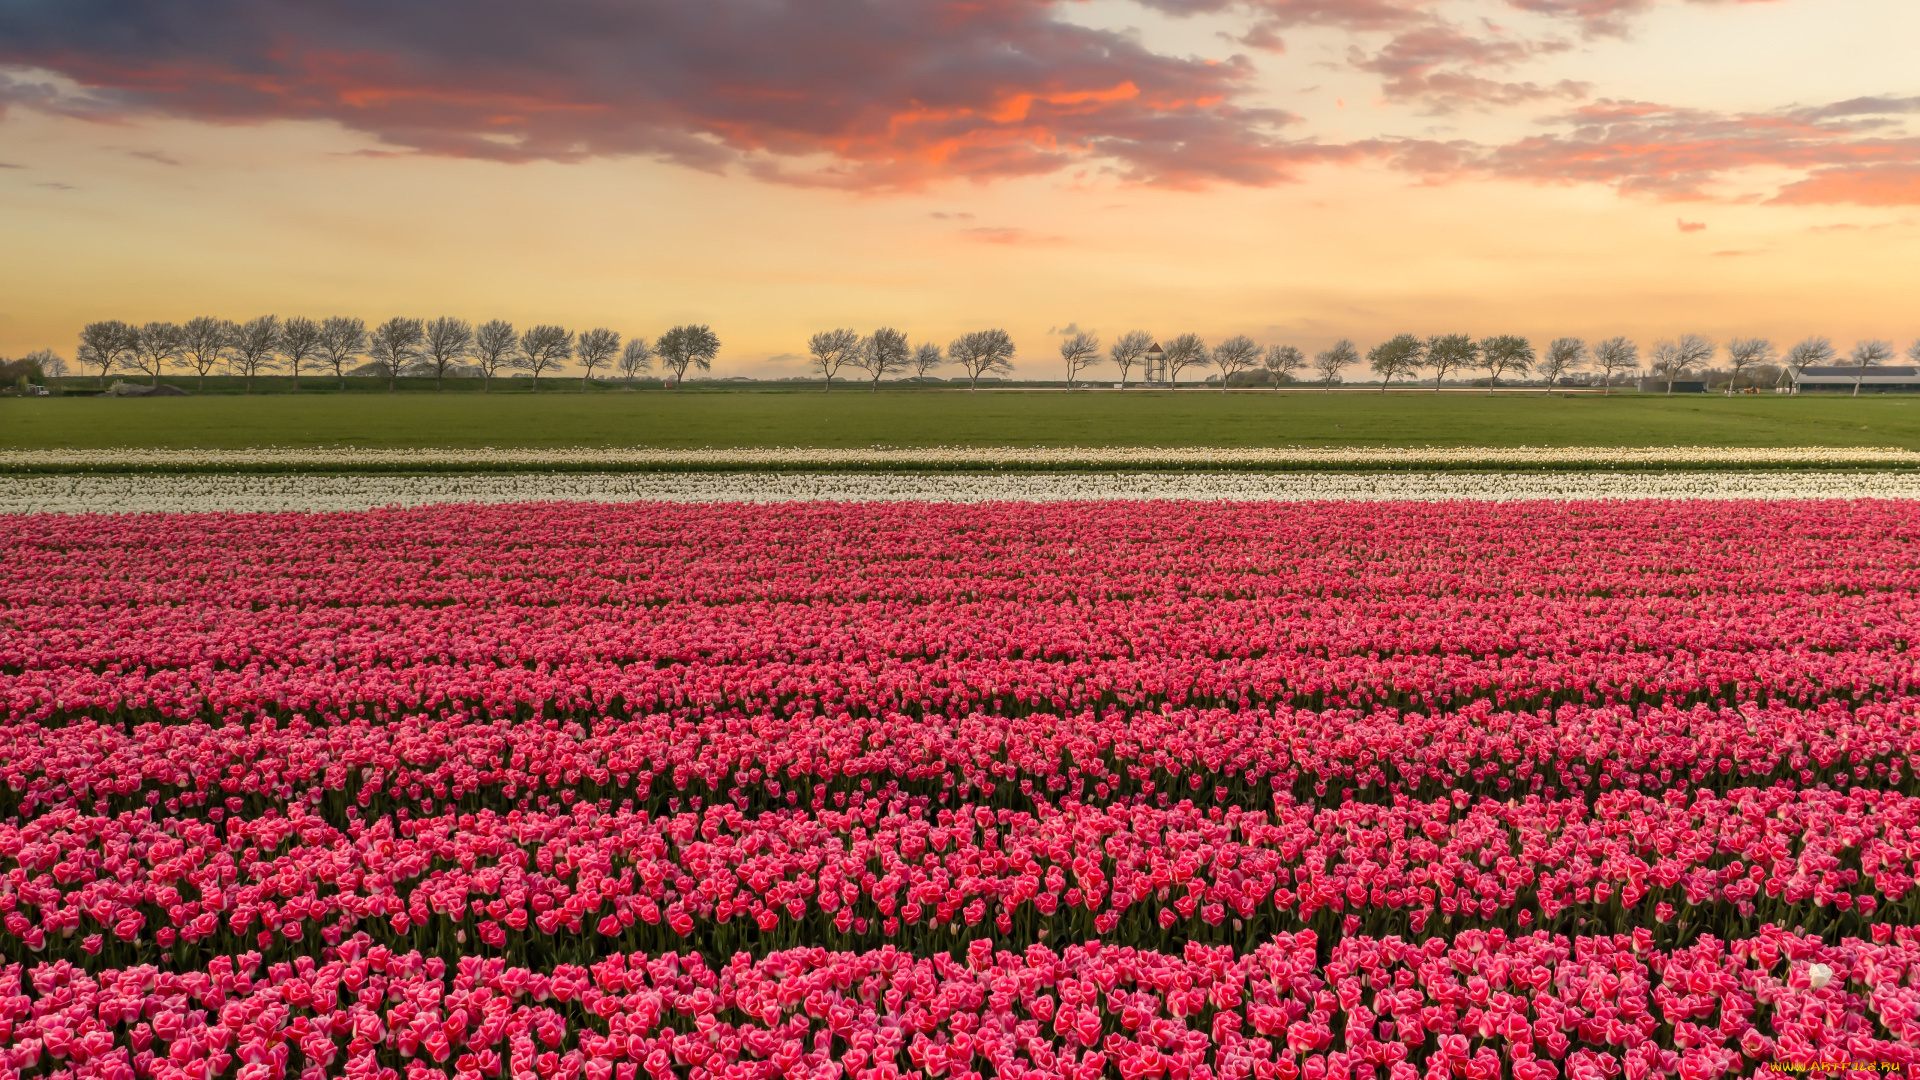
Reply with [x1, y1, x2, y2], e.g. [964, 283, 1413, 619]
[583, 372, 590, 392]
[245, 371, 254, 394]
[201, 372, 208, 392]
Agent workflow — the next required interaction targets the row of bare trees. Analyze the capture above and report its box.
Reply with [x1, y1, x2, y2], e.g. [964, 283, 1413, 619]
[71, 318, 720, 391]
[807, 327, 1016, 391]
[1063, 331, 1920, 395]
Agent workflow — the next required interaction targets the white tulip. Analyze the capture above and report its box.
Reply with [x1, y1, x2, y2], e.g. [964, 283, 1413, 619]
[1809, 963, 1834, 989]
[12, 469, 1920, 514]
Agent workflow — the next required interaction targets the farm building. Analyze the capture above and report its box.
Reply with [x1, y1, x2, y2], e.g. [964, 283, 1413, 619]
[1788, 365, 1920, 393]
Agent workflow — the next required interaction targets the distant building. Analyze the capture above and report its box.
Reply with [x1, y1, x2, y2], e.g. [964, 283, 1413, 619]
[1789, 365, 1920, 393]
[1142, 343, 1166, 384]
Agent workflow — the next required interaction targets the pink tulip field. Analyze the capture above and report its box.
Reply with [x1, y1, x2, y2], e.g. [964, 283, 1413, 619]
[3, 498, 1920, 1078]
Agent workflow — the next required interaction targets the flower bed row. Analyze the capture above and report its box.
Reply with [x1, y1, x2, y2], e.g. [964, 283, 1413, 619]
[1, 785, 1910, 969]
[3, 694, 1914, 829]
[3, 926, 1913, 1080]
[7, 471, 1920, 514]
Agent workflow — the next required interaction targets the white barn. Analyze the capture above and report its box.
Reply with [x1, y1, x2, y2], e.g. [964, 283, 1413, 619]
[1790, 365, 1920, 393]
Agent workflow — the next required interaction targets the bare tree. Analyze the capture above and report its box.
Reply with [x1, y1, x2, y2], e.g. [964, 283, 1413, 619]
[856, 327, 911, 391]
[27, 349, 66, 381]
[909, 341, 944, 380]
[1163, 333, 1207, 388]
[178, 317, 235, 391]
[229, 316, 282, 394]
[1366, 333, 1424, 392]
[514, 325, 574, 391]
[316, 316, 367, 391]
[950, 329, 1016, 391]
[1590, 337, 1637, 396]
[1850, 339, 1894, 397]
[278, 316, 322, 392]
[657, 325, 719, 387]
[1263, 344, 1304, 388]
[1479, 335, 1534, 394]
[420, 317, 476, 391]
[1540, 337, 1585, 394]
[368, 317, 425, 392]
[471, 320, 515, 391]
[1779, 336, 1834, 392]
[618, 336, 655, 382]
[127, 321, 185, 387]
[1058, 331, 1101, 385]
[575, 327, 620, 391]
[808, 328, 860, 391]
[1425, 334, 1477, 392]
[1109, 331, 1150, 388]
[77, 320, 138, 388]
[1204, 334, 1257, 391]
[1313, 339, 1357, 391]
[1723, 337, 1774, 395]
[1647, 334, 1713, 395]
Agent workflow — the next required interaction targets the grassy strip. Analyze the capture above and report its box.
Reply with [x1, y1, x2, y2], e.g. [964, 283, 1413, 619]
[7, 390, 1920, 451]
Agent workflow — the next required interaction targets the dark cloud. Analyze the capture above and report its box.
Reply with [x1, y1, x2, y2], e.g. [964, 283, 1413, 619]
[0, 0, 1358, 190]
[1348, 24, 1586, 112]
[1505, 0, 1784, 38]
[127, 148, 180, 165]
[1139, 0, 1426, 31]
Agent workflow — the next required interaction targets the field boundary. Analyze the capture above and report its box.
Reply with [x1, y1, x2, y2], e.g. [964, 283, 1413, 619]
[7, 445, 1920, 474]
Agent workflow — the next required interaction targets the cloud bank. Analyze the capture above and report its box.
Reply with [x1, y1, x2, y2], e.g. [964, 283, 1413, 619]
[0, 0, 1913, 204]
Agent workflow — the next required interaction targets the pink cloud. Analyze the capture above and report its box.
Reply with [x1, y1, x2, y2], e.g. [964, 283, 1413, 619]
[1771, 164, 1920, 207]
[1459, 98, 1920, 203]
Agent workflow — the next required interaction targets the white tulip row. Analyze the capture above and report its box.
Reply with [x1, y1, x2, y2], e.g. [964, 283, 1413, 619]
[6, 471, 1920, 514]
[8, 444, 1920, 472]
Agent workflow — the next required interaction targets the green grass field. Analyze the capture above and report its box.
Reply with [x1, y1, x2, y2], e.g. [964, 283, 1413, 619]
[5, 387, 1918, 451]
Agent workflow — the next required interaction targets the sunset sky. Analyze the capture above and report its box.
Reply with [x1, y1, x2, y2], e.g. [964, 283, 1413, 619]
[2, 0, 1917, 377]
